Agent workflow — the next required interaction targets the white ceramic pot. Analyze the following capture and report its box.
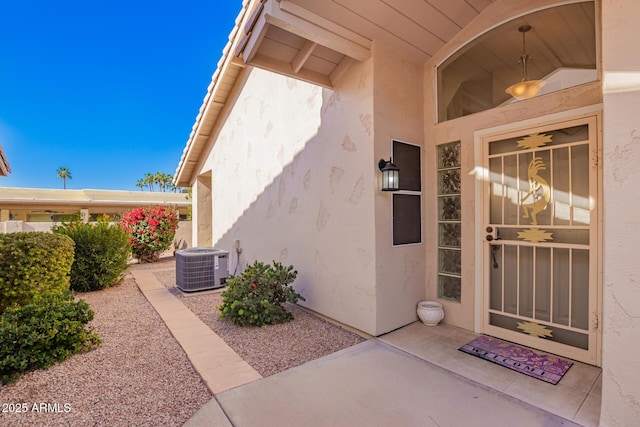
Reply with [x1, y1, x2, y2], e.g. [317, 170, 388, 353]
[417, 301, 444, 326]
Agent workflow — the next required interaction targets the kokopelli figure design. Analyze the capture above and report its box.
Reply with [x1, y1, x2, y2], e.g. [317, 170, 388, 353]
[520, 157, 551, 225]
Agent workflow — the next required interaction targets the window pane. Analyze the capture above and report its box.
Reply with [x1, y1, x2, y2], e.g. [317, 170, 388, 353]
[571, 144, 590, 225]
[438, 169, 460, 194]
[439, 223, 461, 247]
[553, 248, 570, 326]
[571, 249, 589, 330]
[393, 140, 421, 191]
[439, 249, 461, 275]
[438, 142, 460, 168]
[535, 248, 552, 322]
[519, 246, 534, 318]
[489, 157, 503, 224]
[439, 196, 461, 221]
[438, 275, 461, 302]
[437, 3, 596, 122]
[393, 194, 421, 245]
[553, 147, 571, 226]
[504, 245, 518, 314]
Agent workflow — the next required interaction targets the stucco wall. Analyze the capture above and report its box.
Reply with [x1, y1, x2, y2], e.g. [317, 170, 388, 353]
[600, 0, 640, 424]
[198, 64, 379, 334]
[195, 42, 426, 336]
[372, 41, 426, 334]
[172, 221, 192, 250]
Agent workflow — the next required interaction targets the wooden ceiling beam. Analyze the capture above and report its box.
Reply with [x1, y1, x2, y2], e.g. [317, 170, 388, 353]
[291, 40, 317, 73]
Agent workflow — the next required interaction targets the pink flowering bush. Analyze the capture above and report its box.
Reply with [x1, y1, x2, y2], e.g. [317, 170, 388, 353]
[120, 205, 179, 263]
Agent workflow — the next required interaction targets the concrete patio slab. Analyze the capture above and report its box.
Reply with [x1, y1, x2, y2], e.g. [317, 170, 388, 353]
[183, 397, 232, 427]
[215, 340, 581, 427]
[380, 322, 601, 426]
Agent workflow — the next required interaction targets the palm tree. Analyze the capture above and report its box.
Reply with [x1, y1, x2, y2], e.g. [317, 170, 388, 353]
[137, 172, 175, 192]
[157, 172, 174, 192]
[144, 173, 155, 192]
[56, 167, 72, 189]
[166, 178, 176, 193]
[155, 172, 165, 192]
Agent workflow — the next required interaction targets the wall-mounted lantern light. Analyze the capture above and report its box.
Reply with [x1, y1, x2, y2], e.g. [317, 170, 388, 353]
[378, 158, 400, 191]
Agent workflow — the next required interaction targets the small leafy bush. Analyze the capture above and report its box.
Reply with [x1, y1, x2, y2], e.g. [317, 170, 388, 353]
[120, 205, 179, 263]
[53, 220, 131, 292]
[219, 261, 304, 326]
[0, 232, 74, 312]
[0, 291, 101, 384]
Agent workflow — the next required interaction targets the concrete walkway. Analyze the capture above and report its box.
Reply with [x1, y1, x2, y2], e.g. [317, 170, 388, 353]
[132, 268, 582, 427]
[131, 269, 262, 394]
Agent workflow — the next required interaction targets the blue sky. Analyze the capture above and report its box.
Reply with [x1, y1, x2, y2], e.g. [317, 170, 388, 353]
[0, 1, 241, 191]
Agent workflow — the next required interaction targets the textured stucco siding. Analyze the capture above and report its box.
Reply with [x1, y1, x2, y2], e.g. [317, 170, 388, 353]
[197, 63, 379, 334]
[601, 0, 640, 424]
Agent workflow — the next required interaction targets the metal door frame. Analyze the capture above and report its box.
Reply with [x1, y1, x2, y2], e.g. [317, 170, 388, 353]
[473, 105, 602, 366]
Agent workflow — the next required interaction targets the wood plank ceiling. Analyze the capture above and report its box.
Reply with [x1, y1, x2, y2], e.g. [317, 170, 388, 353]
[235, 0, 495, 87]
[236, 0, 596, 106]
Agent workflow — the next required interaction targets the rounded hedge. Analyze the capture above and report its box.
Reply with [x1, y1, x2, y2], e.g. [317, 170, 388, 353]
[53, 222, 131, 292]
[0, 232, 74, 312]
[0, 291, 101, 384]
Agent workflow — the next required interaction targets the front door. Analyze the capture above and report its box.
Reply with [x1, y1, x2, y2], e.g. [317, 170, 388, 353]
[481, 114, 600, 365]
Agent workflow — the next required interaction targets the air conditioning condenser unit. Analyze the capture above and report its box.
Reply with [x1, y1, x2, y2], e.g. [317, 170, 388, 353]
[175, 247, 229, 292]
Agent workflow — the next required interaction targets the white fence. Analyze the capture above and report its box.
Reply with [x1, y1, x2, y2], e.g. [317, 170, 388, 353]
[0, 220, 193, 252]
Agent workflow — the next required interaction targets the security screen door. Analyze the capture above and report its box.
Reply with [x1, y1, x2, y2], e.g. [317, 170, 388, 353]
[482, 115, 599, 365]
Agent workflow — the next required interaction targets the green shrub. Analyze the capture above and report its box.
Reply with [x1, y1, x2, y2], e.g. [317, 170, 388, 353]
[0, 291, 101, 384]
[219, 261, 304, 326]
[0, 232, 74, 312]
[53, 221, 131, 292]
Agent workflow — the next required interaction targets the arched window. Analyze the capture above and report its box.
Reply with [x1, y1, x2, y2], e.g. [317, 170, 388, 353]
[437, 1, 597, 123]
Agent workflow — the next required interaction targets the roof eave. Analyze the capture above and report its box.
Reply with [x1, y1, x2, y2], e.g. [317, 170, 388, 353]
[173, 0, 260, 188]
[0, 146, 11, 176]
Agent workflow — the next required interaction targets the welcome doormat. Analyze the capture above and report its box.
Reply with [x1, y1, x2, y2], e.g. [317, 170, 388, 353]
[458, 335, 573, 385]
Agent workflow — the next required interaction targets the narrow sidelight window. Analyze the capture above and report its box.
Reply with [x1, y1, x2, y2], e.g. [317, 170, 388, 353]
[437, 141, 461, 301]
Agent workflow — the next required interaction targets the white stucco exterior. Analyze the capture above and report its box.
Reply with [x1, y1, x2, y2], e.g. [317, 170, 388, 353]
[194, 64, 380, 334]
[193, 49, 425, 335]
[600, 0, 640, 423]
[178, 0, 640, 423]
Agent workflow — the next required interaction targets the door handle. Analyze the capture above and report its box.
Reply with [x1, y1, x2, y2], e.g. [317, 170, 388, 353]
[486, 226, 497, 241]
[486, 226, 501, 269]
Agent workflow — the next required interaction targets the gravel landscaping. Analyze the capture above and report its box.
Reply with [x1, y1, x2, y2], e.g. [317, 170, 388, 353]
[0, 258, 366, 426]
[153, 266, 367, 377]
[0, 269, 211, 427]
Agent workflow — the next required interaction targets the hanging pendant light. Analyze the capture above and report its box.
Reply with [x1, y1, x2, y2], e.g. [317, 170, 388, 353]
[505, 25, 545, 100]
